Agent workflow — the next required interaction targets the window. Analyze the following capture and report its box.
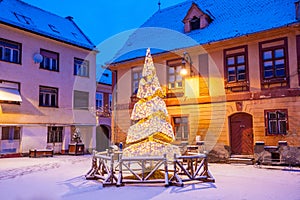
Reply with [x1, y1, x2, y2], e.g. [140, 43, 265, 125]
[74, 90, 89, 110]
[190, 16, 200, 30]
[0, 38, 21, 64]
[96, 92, 103, 109]
[48, 24, 59, 33]
[259, 38, 289, 89]
[14, 12, 33, 25]
[40, 49, 59, 71]
[109, 94, 112, 111]
[173, 116, 189, 140]
[0, 80, 21, 104]
[167, 59, 184, 92]
[224, 46, 249, 92]
[39, 86, 58, 107]
[47, 126, 63, 143]
[132, 67, 143, 95]
[74, 58, 89, 77]
[265, 109, 288, 135]
[1, 126, 21, 140]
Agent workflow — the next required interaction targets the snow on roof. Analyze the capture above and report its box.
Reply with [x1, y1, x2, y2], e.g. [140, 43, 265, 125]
[97, 65, 112, 85]
[112, 0, 298, 63]
[0, 0, 95, 50]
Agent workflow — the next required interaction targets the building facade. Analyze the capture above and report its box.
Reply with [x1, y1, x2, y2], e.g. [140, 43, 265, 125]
[96, 66, 112, 151]
[110, 0, 300, 161]
[0, 0, 97, 156]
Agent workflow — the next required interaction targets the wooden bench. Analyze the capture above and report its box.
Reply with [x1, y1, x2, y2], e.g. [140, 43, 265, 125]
[29, 149, 53, 158]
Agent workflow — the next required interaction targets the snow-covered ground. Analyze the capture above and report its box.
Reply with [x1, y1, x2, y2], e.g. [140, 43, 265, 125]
[0, 155, 299, 200]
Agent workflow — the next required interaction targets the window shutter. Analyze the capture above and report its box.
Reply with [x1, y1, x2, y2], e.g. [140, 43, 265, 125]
[74, 90, 89, 110]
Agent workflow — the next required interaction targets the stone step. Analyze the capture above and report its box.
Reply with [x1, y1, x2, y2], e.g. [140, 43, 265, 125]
[228, 157, 254, 165]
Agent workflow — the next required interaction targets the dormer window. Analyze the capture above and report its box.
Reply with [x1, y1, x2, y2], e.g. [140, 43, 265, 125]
[182, 3, 212, 33]
[14, 12, 33, 25]
[190, 16, 200, 30]
[49, 24, 60, 33]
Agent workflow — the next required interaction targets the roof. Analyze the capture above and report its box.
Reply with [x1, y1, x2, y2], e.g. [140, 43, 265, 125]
[0, 0, 95, 50]
[97, 65, 112, 85]
[112, 0, 298, 63]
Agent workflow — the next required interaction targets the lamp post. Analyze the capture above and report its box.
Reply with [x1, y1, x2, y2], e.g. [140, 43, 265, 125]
[180, 51, 193, 76]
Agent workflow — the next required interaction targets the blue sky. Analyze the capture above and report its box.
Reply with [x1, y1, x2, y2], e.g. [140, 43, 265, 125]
[22, 0, 184, 46]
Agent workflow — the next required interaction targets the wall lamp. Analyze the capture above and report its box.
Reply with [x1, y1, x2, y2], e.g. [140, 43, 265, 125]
[180, 51, 192, 76]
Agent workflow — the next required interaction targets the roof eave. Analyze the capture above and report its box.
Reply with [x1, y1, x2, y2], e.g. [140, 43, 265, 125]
[0, 20, 96, 52]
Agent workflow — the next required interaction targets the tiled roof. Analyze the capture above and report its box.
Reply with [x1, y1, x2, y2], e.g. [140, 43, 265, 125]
[112, 0, 298, 63]
[0, 0, 95, 50]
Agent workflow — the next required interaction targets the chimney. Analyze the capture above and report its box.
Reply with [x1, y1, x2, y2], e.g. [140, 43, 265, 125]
[295, 1, 300, 20]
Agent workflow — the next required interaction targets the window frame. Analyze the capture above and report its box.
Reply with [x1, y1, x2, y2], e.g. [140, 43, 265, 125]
[39, 86, 58, 107]
[190, 16, 200, 30]
[40, 49, 59, 72]
[259, 37, 289, 89]
[0, 38, 22, 64]
[96, 92, 103, 110]
[1, 126, 21, 140]
[131, 66, 143, 95]
[172, 116, 189, 140]
[74, 58, 89, 77]
[47, 126, 63, 143]
[14, 12, 33, 25]
[167, 59, 184, 97]
[264, 109, 288, 135]
[224, 45, 249, 92]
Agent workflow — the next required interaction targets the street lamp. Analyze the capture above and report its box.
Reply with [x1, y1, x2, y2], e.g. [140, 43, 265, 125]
[180, 52, 192, 76]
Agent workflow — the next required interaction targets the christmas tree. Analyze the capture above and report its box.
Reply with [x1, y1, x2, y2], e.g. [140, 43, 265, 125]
[122, 48, 181, 159]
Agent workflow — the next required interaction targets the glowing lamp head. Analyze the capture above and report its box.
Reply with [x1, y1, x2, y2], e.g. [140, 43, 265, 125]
[180, 68, 188, 76]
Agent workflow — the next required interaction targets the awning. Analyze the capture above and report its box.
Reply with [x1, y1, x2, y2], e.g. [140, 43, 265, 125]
[0, 87, 22, 102]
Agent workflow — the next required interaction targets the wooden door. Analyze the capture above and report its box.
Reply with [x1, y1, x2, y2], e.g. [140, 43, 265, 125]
[229, 113, 253, 155]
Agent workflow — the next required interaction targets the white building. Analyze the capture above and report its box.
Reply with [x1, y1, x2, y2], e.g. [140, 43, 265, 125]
[0, 0, 98, 156]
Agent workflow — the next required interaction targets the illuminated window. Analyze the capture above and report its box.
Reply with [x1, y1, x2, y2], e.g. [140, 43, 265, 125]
[167, 59, 183, 90]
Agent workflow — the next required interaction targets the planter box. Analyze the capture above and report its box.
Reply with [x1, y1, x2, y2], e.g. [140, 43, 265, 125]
[29, 149, 53, 158]
[68, 143, 84, 155]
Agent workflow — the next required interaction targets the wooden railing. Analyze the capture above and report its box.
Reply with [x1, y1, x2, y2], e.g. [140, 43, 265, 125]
[85, 150, 215, 187]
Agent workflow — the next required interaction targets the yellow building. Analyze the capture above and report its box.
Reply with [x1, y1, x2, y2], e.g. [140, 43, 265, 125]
[110, 0, 300, 162]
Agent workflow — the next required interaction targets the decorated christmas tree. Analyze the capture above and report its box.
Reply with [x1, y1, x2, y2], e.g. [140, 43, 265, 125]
[122, 48, 181, 159]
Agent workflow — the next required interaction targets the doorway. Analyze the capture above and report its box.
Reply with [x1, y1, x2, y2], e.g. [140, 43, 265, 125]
[229, 113, 253, 155]
[96, 125, 110, 152]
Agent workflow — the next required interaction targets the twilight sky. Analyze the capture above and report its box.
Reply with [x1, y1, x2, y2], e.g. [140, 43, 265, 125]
[22, 0, 184, 46]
